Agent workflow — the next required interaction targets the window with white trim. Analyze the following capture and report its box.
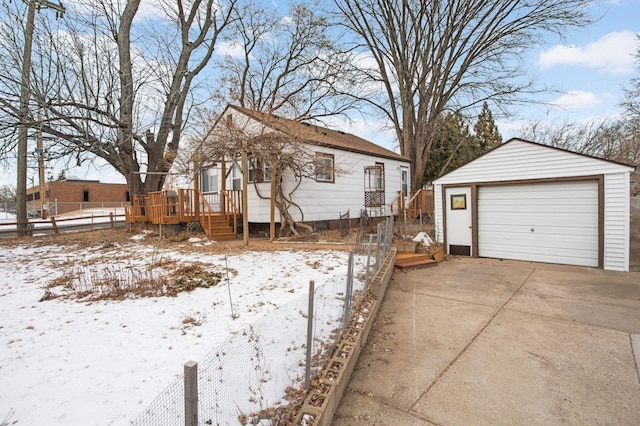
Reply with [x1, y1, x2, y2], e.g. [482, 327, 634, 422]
[401, 169, 408, 196]
[315, 153, 334, 183]
[248, 157, 270, 183]
[248, 157, 259, 183]
[263, 161, 271, 182]
[231, 165, 241, 190]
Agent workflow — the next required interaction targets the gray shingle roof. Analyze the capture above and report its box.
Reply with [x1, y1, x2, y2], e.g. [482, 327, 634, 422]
[228, 105, 410, 163]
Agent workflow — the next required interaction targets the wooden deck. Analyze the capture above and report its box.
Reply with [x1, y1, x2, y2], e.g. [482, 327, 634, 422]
[125, 189, 242, 240]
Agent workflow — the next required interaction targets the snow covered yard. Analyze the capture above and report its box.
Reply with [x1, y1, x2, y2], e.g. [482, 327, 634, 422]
[0, 230, 362, 425]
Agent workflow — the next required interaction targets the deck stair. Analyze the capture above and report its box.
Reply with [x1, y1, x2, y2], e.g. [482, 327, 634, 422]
[201, 212, 237, 241]
[394, 251, 438, 270]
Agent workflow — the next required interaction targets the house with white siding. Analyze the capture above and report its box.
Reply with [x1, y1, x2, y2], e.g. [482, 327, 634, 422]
[201, 105, 412, 234]
[433, 138, 636, 271]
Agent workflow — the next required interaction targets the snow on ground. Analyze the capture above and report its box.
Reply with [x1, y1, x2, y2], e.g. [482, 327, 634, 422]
[0, 233, 363, 425]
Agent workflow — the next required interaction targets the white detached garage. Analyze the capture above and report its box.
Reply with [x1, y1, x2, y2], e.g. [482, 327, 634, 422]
[433, 138, 636, 271]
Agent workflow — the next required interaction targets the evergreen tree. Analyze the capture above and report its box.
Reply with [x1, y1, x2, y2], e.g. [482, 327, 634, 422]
[474, 102, 503, 152]
[423, 104, 503, 184]
[423, 112, 478, 184]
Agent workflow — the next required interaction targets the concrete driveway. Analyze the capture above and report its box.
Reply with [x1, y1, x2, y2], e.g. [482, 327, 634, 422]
[333, 257, 640, 425]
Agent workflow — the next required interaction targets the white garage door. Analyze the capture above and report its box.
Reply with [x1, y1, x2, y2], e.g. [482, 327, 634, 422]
[477, 181, 599, 267]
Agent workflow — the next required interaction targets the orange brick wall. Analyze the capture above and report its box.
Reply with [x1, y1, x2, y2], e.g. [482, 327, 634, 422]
[27, 180, 129, 215]
[43, 181, 129, 203]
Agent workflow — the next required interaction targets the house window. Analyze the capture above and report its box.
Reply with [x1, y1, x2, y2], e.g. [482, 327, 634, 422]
[401, 169, 408, 196]
[126, 191, 130, 202]
[369, 163, 385, 191]
[263, 161, 271, 182]
[315, 153, 334, 183]
[201, 169, 219, 193]
[83, 189, 89, 202]
[232, 165, 241, 190]
[248, 157, 271, 183]
[248, 157, 257, 183]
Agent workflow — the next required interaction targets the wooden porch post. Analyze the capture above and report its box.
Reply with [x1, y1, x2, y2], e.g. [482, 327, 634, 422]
[241, 141, 249, 246]
[194, 161, 200, 218]
[270, 154, 276, 242]
[221, 159, 226, 216]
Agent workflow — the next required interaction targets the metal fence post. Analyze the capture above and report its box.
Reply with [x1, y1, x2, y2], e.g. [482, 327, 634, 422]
[364, 234, 374, 289]
[343, 251, 354, 330]
[184, 361, 198, 426]
[387, 217, 394, 254]
[375, 223, 382, 272]
[305, 280, 315, 389]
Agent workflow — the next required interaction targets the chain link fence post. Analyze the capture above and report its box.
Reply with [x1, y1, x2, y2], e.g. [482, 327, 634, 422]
[184, 361, 198, 426]
[304, 280, 315, 389]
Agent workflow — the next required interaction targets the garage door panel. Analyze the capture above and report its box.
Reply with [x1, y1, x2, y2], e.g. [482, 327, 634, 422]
[480, 213, 597, 227]
[479, 198, 597, 210]
[478, 224, 598, 238]
[479, 232, 597, 251]
[478, 181, 599, 267]
[480, 185, 596, 196]
[479, 241, 597, 258]
[476, 245, 597, 267]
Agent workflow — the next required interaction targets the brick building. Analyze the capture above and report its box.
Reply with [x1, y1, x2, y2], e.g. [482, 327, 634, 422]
[27, 179, 130, 216]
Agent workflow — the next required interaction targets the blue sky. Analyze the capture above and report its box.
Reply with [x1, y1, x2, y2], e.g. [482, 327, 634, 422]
[1, 0, 639, 188]
[497, 0, 640, 137]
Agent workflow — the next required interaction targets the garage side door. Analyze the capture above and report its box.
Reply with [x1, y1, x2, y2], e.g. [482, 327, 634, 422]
[478, 181, 599, 267]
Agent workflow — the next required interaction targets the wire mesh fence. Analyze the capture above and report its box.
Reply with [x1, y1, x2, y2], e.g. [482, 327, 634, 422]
[132, 217, 397, 426]
[392, 216, 435, 252]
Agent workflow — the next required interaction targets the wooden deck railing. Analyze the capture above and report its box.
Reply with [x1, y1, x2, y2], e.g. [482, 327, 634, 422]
[147, 191, 181, 224]
[124, 195, 149, 223]
[390, 191, 406, 216]
[407, 188, 434, 219]
[220, 189, 241, 234]
[391, 188, 434, 221]
[197, 190, 216, 236]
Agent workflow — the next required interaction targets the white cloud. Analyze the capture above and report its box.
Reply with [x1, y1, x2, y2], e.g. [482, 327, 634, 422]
[550, 90, 602, 110]
[216, 40, 245, 58]
[537, 30, 637, 75]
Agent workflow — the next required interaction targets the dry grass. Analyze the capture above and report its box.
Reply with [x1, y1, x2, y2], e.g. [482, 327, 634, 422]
[40, 261, 227, 302]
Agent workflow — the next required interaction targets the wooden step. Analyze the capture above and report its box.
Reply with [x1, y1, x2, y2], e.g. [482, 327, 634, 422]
[394, 258, 439, 270]
[202, 215, 237, 224]
[395, 251, 439, 270]
[396, 252, 434, 263]
[208, 232, 237, 241]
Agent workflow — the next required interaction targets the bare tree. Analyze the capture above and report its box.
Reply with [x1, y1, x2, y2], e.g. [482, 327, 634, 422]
[333, 0, 593, 190]
[621, 34, 640, 118]
[519, 119, 640, 170]
[213, 1, 358, 121]
[0, 0, 237, 196]
[0, 185, 16, 205]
